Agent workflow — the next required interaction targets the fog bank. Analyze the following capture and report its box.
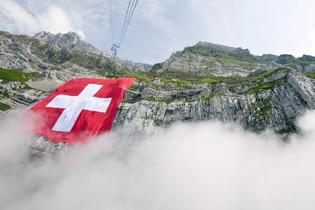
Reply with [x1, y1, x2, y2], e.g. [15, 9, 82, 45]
[1, 111, 315, 210]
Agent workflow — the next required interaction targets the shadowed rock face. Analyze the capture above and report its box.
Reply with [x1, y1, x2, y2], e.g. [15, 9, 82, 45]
[277, 54, 296, 65]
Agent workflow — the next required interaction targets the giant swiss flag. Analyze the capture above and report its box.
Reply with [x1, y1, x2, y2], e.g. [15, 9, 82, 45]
[31, 78, 135, 143]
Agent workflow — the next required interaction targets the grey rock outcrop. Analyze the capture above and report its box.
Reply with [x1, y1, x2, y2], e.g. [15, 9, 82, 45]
[34, 31, 103, 55]
[154, 42, 265, 76]
[118, 59, 152, 72]
[277, 54, 296, 65]
[0, 31, 53, 71]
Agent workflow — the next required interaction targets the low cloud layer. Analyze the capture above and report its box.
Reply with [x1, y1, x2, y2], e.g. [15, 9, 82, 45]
[1, 111, 315, 210]
[0, 0, 84, 36]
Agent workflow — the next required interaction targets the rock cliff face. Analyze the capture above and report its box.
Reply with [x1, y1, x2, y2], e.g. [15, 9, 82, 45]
[27, 67, 315, 155]
[114, 69, 315, 134]
[1, 31, 315, 149]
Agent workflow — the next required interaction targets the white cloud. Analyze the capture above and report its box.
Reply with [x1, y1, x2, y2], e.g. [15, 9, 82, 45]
[37, 5, 84, 37]
[0, 0, 37, 34]
[0, 0, 314, 63]
[2, 110, 315, 209]
[141, 0, 173, 34]
[0, 0, 83, 36]
[187, 0, 315, 57]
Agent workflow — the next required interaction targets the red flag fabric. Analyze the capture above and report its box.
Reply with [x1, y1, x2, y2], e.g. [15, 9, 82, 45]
[31, 78, 135, 143]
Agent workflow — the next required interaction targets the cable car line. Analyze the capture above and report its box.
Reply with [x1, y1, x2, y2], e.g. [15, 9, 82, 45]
[108, 0, 114, 43]
[120, 0, 138, 44]
[110, 0, 139, 57]
[120, 0, 132, 43]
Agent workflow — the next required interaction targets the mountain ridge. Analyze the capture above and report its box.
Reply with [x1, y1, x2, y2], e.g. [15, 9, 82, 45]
[153, 41, 315, 76]
[1, 30, 315, 153]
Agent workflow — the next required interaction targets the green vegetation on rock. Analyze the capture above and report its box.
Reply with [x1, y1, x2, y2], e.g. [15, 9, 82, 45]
[0, 102, 11, 111]
[0, 68, 41, 83]
[304, 72, 315, 79]
[184, 45, 263, 71]
[247, 79, 283, 94]
[106, 70, 153, 83]
[105, 67, 290, 97]
[252, 99, 273, 124]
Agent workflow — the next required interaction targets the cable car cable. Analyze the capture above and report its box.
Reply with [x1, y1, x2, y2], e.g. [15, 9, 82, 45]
[110, 0, 139, 57]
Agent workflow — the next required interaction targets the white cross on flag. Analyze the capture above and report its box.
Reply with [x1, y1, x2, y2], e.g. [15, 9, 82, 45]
[31, 78, 135, 143]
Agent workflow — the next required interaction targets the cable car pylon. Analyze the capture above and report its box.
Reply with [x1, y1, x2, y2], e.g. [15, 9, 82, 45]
[111, 43, 120, 57]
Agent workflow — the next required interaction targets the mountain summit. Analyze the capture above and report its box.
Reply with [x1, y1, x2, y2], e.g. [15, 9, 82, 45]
[34, 31, 103, 55]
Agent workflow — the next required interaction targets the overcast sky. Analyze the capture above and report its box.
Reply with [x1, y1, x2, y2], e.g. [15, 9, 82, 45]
[0, 0, 315, 64]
